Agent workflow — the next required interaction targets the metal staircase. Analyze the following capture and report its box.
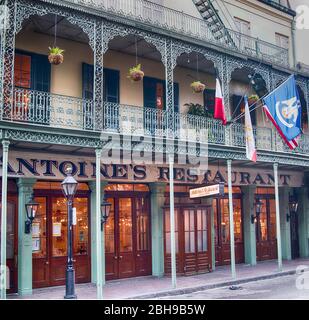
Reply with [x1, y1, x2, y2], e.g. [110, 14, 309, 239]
[192, 0, 237, 49]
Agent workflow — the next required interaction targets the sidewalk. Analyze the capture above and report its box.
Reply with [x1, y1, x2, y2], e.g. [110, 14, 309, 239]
[9, 258, 309, 300]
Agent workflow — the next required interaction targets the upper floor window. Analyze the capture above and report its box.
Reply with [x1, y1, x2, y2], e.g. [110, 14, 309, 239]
[14, 51, 51, 92]
[275, 33, 289, 49]
[14, 53, 31, 89]
[234, 17, 251, 36]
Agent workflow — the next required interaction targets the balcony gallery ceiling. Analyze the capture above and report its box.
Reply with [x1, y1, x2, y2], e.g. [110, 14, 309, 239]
[21, 14, 214, 74]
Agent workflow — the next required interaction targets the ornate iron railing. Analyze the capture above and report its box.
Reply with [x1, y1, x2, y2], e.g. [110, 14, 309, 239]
[3, 88, 309, 155]
[57, 0, 288, 66]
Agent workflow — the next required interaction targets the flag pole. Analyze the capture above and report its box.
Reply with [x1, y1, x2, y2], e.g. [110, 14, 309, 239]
[273, 163, 283, 272]
[227, 159, 236, 280]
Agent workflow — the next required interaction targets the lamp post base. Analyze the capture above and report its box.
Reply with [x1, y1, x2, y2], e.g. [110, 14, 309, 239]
[64, 267, 77, 299]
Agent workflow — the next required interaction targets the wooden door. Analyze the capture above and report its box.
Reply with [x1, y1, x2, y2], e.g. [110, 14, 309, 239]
[118, 198, 135, 279]
[183, 208, 211, 274]
[134, 197, 152, 276]
[105, 198, 118, 280]
[32, 197, 49, 288]
[164, 208, 181, 274]
[33, 194, 90, 288]
[5, 196, 18, 293]
[105, 196, 152, 280]
[213, 198, 244, 266]
[290, 211, 300, 259]
[256, 198, 277, 261]
[164, 206, 212, 275]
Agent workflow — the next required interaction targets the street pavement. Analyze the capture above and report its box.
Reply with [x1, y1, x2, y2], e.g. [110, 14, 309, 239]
[158, 274, 309, 300]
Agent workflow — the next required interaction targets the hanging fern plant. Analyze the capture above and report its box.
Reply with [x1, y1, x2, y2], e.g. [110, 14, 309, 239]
[48, 47, 65, 65]
[190, 81, 206, 94]
[48, 14, 65, 65]
[127, 63, 144, 82]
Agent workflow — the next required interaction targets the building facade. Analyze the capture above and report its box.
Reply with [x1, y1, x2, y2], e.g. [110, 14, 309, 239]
[0, 0, 309, 296]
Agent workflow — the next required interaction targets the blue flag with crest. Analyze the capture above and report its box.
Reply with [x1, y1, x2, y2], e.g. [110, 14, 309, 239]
[263, 75, 301, 143]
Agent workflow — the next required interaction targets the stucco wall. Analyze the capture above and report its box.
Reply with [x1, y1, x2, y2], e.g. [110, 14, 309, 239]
[16, 28, 269, 124]
[289, 0, 309, 66]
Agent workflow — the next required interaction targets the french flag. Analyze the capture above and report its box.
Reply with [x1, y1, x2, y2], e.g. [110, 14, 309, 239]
[214, 78, 227, 125]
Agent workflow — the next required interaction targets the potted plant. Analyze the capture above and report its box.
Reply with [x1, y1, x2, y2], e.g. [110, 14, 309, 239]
[248, 94, 259, 106]
[48, 47, 65, 65]
[190, 81, 206, 93]
[185, 103, 206, 117]
[127, 63, 144, 82]
[185, 103, 214, 118]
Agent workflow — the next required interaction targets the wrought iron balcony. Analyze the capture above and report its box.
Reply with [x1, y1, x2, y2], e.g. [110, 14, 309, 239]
[3, 88, 308, 156]
[54, 0, 289, 67]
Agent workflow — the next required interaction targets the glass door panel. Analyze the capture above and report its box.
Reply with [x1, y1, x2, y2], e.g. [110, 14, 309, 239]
[184, 209, 195, 254]
[6, 202, 15, 260]
[269, 199, 277, 241]
[105, 198, 115, 254]
[258, 199, 268, 241]
[73, 198, 88, 256]
[221, 199, 230, 243]
[136, 198, 149, 252]
[51, 197, 68, 257]
[164, 209, 179, 254]
[197, 209, 207, 252]
[33, 197, 47, 258]
[119, 198, 133, 253]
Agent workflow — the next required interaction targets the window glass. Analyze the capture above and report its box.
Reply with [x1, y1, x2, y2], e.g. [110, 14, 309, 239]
[32, 197, 47, 258]
[34, 181, 89, 191]
[105, 184, 149, 192]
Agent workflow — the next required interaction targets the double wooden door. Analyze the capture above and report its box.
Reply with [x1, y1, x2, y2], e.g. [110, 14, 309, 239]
[164, 206, 212, 275]
[32, 193, 90, 288]
[105, 195, 152, 280]
[256, 198, 278, 261]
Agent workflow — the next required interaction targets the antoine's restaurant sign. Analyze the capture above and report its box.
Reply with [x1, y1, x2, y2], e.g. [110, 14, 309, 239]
[0, 152, 304, 187]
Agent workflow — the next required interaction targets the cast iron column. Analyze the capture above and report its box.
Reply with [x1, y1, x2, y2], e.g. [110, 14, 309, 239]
[65, 197, 76, 299]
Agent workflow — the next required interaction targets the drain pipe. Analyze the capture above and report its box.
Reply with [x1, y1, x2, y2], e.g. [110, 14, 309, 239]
[291, 17, 297, 69]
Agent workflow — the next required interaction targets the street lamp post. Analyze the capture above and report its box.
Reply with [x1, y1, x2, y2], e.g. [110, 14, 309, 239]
[251, 196, 263, 224]
[101, 197, 112, 231]
[61, 167, 78, 299]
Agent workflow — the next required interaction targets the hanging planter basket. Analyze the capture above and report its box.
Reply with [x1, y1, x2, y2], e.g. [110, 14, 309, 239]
[127, 64, 144, 82]
[248, 94, 259, 106]
[48, 47, 65, 65]
[190, 81, 206, 93]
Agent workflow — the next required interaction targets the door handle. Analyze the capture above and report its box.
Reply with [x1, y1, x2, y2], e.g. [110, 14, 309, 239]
[72, 259, 77, 263]
[114, 256, 118, 260]
[119, 256, 123, 260]
[137, 254, 141, 257]
[45, 261, 49, 265]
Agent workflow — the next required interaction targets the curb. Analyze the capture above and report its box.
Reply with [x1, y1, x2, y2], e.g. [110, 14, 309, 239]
[128, 269, 298, 299]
